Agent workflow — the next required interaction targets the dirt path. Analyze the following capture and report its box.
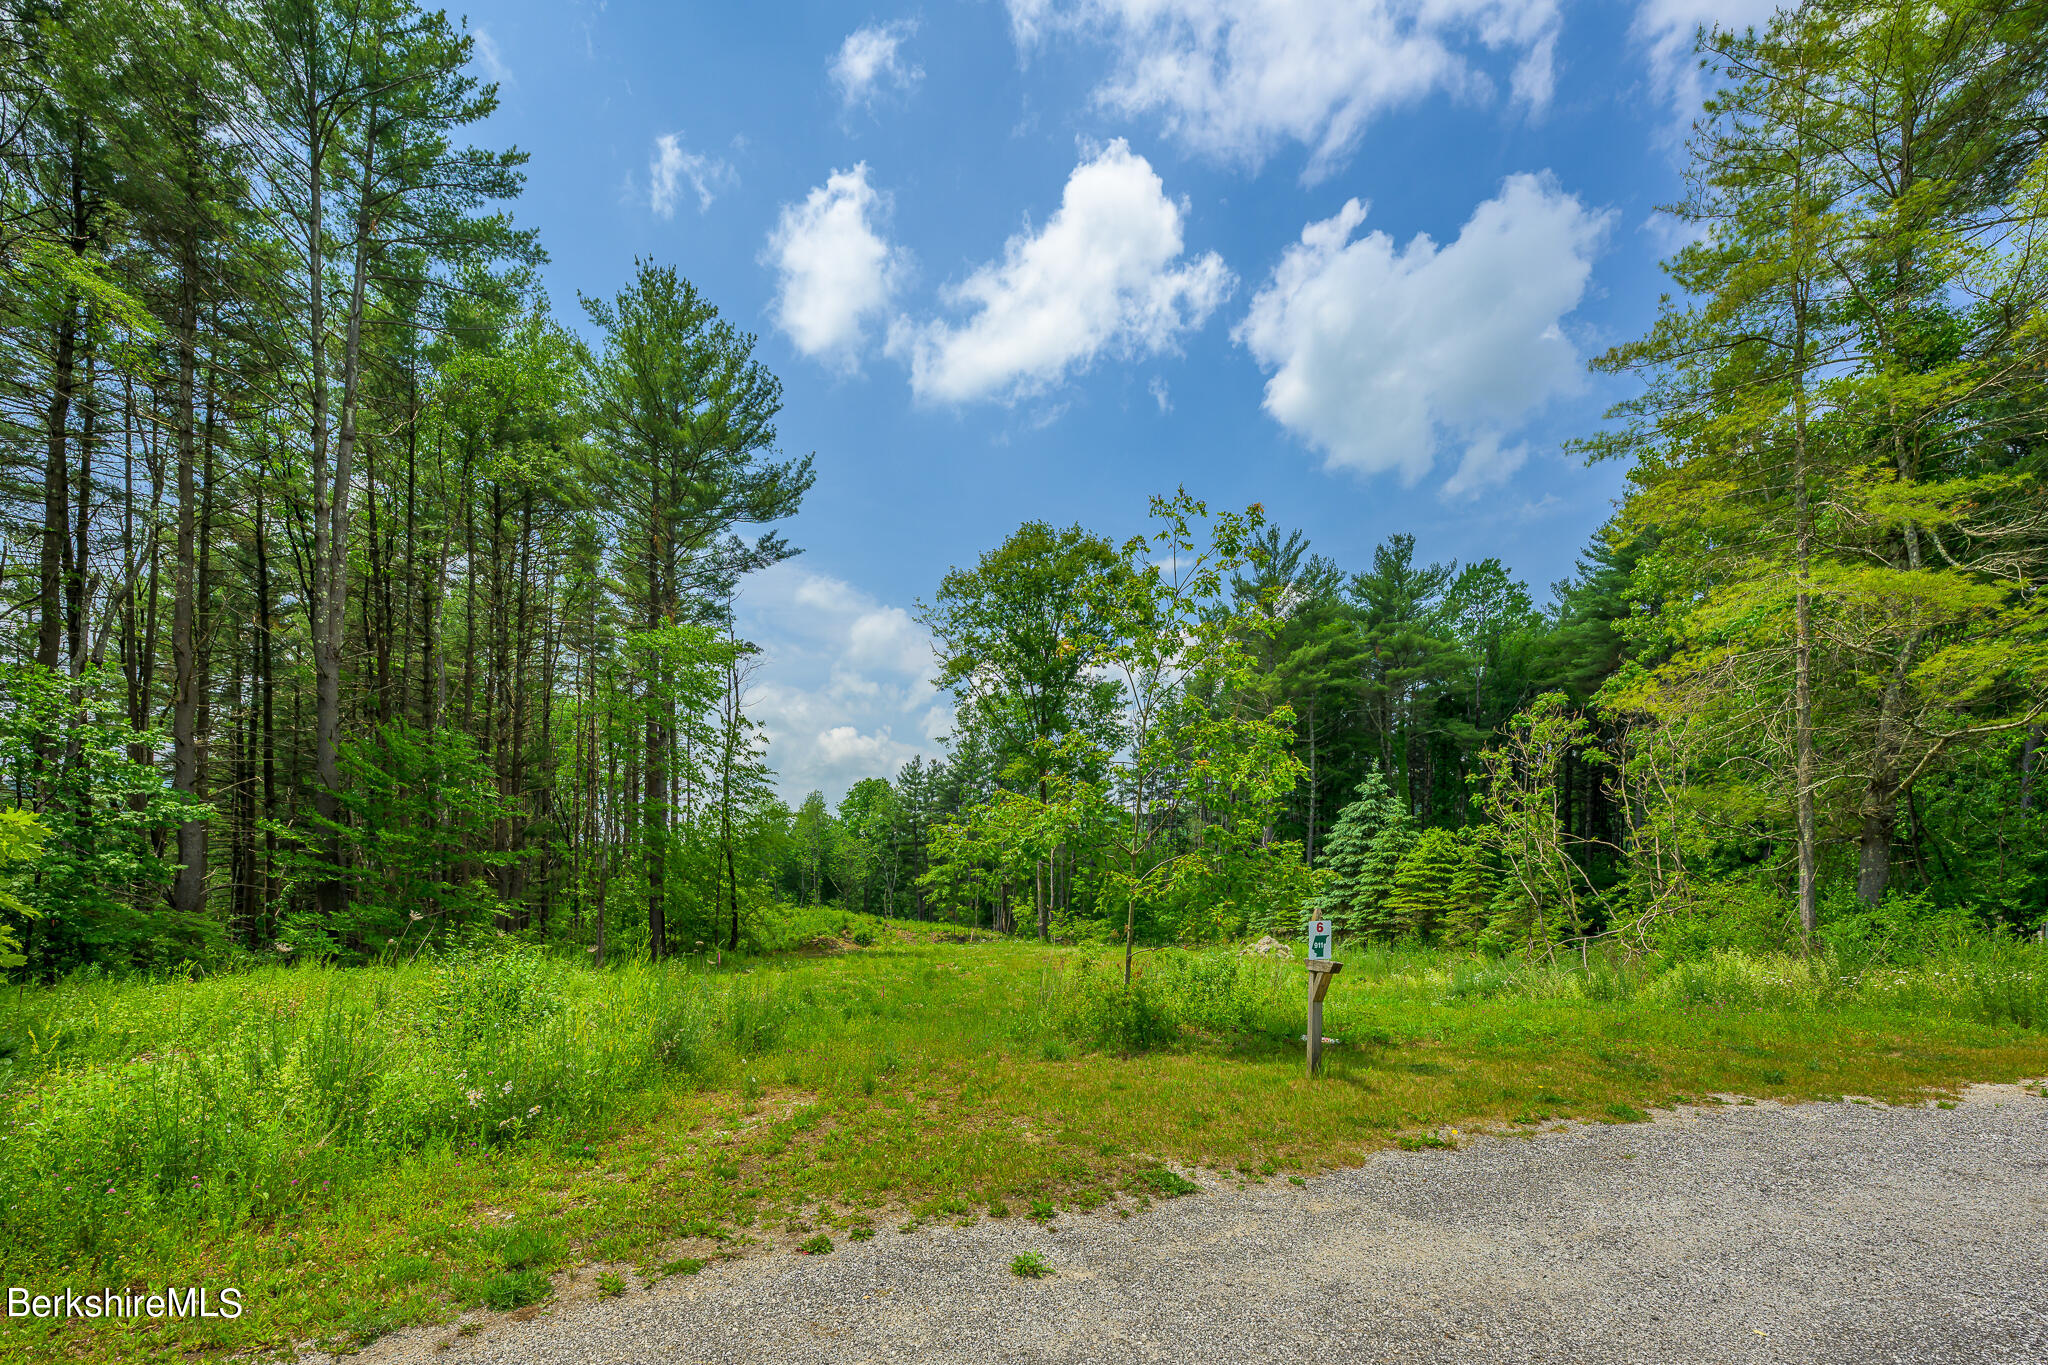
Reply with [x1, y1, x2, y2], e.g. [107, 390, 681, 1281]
[330, 1083, 2048, 1365]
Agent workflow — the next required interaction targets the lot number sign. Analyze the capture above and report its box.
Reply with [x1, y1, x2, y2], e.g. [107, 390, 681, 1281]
[1308, 918, 1333, 961]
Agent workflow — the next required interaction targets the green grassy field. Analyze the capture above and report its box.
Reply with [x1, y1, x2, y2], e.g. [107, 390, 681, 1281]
[2, 923, 2044, 1361]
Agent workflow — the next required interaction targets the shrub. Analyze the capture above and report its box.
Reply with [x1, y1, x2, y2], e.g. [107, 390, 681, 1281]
[1052, 964, 1178, 1053]
[427, 940, 564, 1045]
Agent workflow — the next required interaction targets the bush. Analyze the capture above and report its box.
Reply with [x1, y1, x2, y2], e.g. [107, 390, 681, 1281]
[427, 939, 564, 1045]
[1817, 886, 1981, 969]
[1054, 964, 1179, 1053]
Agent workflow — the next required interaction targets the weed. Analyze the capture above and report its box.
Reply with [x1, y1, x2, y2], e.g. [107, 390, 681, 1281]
[1138, 1167, 1199, 1198]
[594, 1272, 626, 1298]
[1602, 1102, 1649, 1124]
[1010, 1251, 1053, 1279]
[1026, 1197, 1056, 1222]
[660, 1258, 704, 1277]
[1397, 1135, 1454, 1151]
[1287, 1175, 1307, 1187]
[479, 1270, 549, 1311]
[483, 1225, 561, 1272]
[986, 1199, 1010, 1219]
[848, 1226, 874, 1242]
[797, 1233, 832, 1255]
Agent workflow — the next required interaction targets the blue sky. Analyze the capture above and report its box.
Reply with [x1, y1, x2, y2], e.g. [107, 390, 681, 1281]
[463, 0, 1774, 801]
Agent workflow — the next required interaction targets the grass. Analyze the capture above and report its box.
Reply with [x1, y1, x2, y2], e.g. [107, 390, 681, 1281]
[0, 924, 2043, 1361]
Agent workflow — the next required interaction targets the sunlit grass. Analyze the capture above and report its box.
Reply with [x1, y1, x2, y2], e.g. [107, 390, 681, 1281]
[1, 926, 2043, 1361]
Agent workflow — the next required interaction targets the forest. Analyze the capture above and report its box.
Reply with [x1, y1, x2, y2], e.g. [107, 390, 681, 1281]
[3, 0, 2047, 984]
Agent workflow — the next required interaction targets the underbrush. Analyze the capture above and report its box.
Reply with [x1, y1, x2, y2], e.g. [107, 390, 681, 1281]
[0, 941, 796, 1277]
[1038, 935, 2048, 1053]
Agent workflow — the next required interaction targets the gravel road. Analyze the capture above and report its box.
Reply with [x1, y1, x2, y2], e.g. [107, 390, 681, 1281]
[336, 1083, 2048, 1365]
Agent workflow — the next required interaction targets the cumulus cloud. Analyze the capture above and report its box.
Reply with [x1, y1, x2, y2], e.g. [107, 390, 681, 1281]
[1632, 0, 1779, 121]
[648, 133, 732, 217]
[735, 563, 950, 803]
[765, 164, 908, 372]
[890, 139, 1231, 404]
[1006, 0, 1561, 180]
[1235, 172, 1610, 495]
[832, 20, 923, 108]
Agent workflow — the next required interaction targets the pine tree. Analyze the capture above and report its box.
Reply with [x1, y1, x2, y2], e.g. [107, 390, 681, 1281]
[1385, 827, 1465, 940]
[1441, 835, 1499, 948]
[1309, 771, 1414, 936]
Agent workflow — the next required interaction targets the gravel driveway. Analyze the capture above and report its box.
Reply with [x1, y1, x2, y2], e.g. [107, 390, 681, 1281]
[338, 1083, 2048, 1365]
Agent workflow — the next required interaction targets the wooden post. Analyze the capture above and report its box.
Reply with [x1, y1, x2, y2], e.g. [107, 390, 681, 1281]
[1305, 960, 1342, 1078]
[1307, 981, 1323, 1078]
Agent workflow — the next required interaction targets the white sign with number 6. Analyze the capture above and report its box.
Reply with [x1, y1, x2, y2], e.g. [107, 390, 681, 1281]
[1308, 919, 1333, 961]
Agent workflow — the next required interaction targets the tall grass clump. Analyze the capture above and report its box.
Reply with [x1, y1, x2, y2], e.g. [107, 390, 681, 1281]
[0, 945, 796, 1281]
[1041, 949, 1298, 1052]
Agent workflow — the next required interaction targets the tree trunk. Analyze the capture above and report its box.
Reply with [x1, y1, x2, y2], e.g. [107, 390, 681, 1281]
[65, 327, 96, 675]
[1790, 293, 1820, 947]
[2021, 725, 2041, 811]
[171, 264, 206, 921]
[255, 481, 278, 939]
[1036, 857, 1049, 941]
[644, 520, 669, 960]
[39, 301, 78, 672]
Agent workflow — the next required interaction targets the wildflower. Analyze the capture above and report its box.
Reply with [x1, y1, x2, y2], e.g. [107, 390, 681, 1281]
[528, 1106, 541, 1116]
[501, 1080, 514, 1095]
[410, 911, 423, 922]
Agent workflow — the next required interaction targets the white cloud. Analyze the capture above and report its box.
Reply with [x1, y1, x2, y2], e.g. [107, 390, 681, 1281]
[832, 20, 923, 108]
[1007, 0, 1561, 180]
[1235, 172, 1610, 493]
[890, 139, 1231, 404]
[472, 26, 511, 84]
[648, 133, 732, 218]
[1148, 375, 1171, 413]
[1441, 434, 1530, 501]
[1631, 0, 1779, 121]
[735, 563, 949, 803]
[765, 164, 909, 372]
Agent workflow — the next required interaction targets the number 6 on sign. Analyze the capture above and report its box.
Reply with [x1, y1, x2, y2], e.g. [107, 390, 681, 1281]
[1308, 918, 1333, 961]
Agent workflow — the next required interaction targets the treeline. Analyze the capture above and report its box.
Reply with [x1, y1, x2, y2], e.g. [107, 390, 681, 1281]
[3, 0, 2045, 977]
[773, 514, 1644, 948]
[0, 0, 814, 973]
[805, 0, 2048, 955]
